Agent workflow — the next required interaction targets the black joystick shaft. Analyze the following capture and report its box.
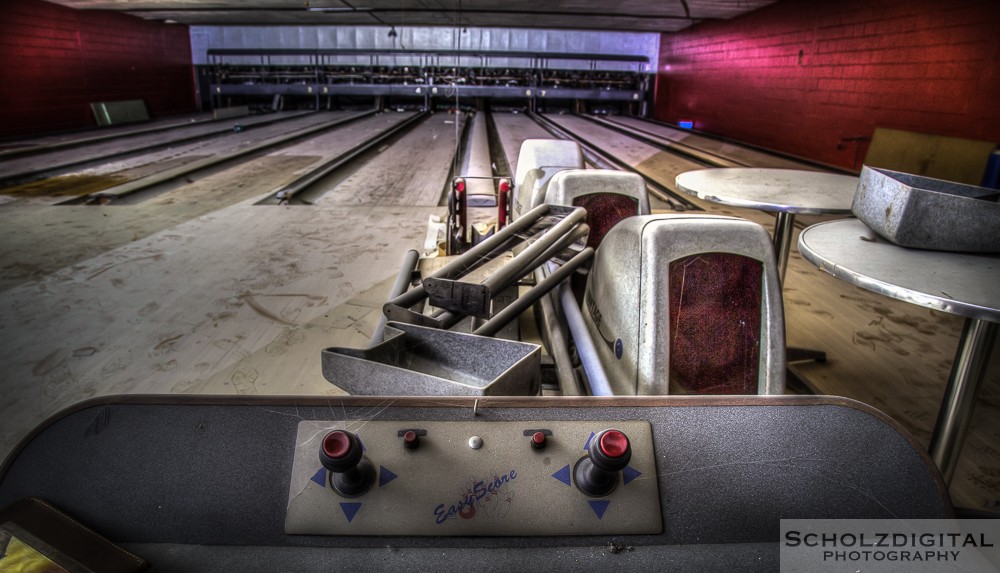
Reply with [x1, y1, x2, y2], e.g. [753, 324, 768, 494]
[320, 430, 375, 497]
[574, 429, 632, 497]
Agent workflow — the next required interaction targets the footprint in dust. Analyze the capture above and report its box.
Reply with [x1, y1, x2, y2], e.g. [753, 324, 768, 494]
[72, 346, 98, 358]
[108, 379, 136, 394]
[33, 349, 65, 377]
[101, 353, 133, 376]
[155, 360, 178, 372]
[138, 302, 161, 317]
[171, 378, 202, 393]
[42, 365, 75, 399]
[231, 368, 259, 395]
[265, 328, 307, 356]
[280, 307, 303, 323]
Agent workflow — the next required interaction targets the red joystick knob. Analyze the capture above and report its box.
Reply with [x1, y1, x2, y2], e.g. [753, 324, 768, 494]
[574, 428, 632, 497]
[599, 430, 628, 458]
[323, 431, 352, 459]
[320, 430, 363, 473]
[318, 430, 374, 497]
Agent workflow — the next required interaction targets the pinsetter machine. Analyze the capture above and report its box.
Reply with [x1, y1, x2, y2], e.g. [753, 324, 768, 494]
[0, 140, 953, 572]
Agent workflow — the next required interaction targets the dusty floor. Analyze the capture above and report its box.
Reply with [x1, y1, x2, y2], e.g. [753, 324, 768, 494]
[1, 111, 997, 512]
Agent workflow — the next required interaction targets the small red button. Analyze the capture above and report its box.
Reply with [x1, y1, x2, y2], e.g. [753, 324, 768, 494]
[531, 432, 546, 448]
[322, 431, 351, 459]
[599, 430, 628, 458]
[403, 430, 419, 449]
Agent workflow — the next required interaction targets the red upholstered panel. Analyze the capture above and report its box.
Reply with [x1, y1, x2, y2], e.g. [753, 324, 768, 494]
[668, 253, 763, 394]
[572, 193, 640, 250]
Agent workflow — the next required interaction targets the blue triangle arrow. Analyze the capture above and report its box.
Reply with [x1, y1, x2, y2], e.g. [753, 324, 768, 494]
[340, 502, 362, 523]
[623, 466, 641, 485]
[583, 431, 596, 451]
[379, 465, 398, 487]
[551, 465, 572, 486]
[310, 468, 327, 487]
[588, 500, 610, 519]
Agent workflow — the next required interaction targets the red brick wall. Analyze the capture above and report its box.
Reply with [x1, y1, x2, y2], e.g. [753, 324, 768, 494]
[655, 0, 1000, 169]
[0, 0, 195, 137]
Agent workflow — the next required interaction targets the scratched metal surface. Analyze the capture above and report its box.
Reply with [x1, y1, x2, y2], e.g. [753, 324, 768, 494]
[799, 219, 1000, 322]
[674, 168, 858, 215]
[0, 397, 949, 551]
[120, 542, 775, 572]
[583, 214, 785, 396]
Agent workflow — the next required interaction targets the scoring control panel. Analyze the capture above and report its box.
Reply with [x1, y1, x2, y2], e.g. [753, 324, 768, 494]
[285, 420, 662, 536]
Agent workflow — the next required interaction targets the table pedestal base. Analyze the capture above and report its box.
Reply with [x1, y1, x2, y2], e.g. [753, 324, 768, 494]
[929, 318, 999, 484]
[774, 211, 795, 283]
[775, 211, 828, 365]
[787, 347, 826, 363]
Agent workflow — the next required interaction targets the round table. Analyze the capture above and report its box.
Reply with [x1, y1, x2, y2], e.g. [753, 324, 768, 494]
[675, 168, 859, 282]
[799, 218, 1000, 483]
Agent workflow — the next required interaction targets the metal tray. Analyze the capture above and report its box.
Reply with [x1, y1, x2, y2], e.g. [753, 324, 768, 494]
[321, 322, 540, 396]
[852, 166, 999, 252]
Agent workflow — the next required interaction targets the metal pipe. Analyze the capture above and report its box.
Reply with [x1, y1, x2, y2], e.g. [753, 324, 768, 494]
[387, 203, 552, 312]
[479, 207, 587, 293]
[474, 247, 593, 337]
[483, 217, 588, 331]
[370, 249, 421, 347]
[421, 213, 585, 325]
[457, 222, 588, 324]
[773, 211, 795, 285]
[548, 262, 614, 396]
[523, 223, 590, 278]
[929, 318, 999, 484]
[533, 267, 583, 396]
